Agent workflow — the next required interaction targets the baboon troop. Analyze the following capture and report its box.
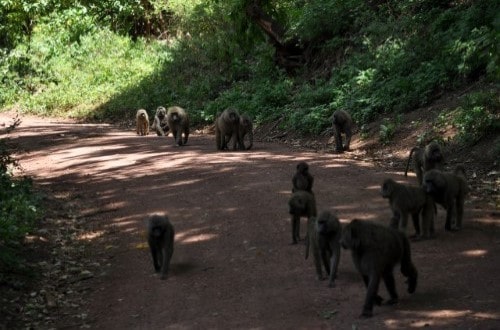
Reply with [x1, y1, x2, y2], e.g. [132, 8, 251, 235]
[147, 214, 175, 280]
[292, 161, 314, 194]
[405, 141, 445, 185]
[331, 109, 353, 153]
[422, 166, 468, 231]
[151, 106, 169, 136]
[340, 219, 418, 317]
[288, 190, 317, 244]
[381, 178, 435, 239]
[305, 211, 342, 287]
[131, 103, 472, 320]
[215, 108, 242, 150]
[136, 109, 150, 136]
[166, 106, 190, 146]
[238, 114, 254, 150]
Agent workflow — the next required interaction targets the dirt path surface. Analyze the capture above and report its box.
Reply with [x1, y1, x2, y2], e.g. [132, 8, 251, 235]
[3, 115, 500, 329]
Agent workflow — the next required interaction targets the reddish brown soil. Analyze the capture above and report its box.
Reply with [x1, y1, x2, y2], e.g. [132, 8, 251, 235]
[1, 113, 499, 329]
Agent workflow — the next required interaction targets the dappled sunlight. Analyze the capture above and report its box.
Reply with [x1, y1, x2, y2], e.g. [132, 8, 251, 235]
[168, 178, 204, 187]
[179, 233, 218, 244]
[77, 230, 106, 241]
[460, 249, 488, 257]
[384, 309, 500, 328]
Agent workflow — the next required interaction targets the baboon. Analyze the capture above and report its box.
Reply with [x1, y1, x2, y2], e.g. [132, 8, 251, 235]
[331, 109, 353, 152]
[404, 141, 445, 185]
[305, 211, 342, 287]
[151, 106, 170, 136]
[147, 214, 175, 280]
[381, 178, 435, 239]
[288, 190, 317, 245]
[422, 166, 468, 231]
[238, 114, 254, 150]
[166, 106, 190, 146]
[340, 219, 418, 317]
[292, 161, 314, 194]
[136, 109, 150, 136]
[215, 108, 241, 150]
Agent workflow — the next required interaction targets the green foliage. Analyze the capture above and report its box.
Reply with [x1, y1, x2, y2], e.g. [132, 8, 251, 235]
[379, 115, 402, 145]
[0, 139, 41, 271]
[453, 91, 500, 144]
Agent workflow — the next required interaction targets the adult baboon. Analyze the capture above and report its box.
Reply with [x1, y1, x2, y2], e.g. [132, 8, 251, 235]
[331, 109, 353, 152]
[215, 108, 241, 150]
[166, 106, 190, 146]
[151, 106, 169, 136]
[238, 114, 254, 150]
[422, 166, 468, 231]
[136, 109, 150, 136]
[305, 211, 342, 287]
[288, 190, 317, 245]
[404, 141, 445, 185]
[147, 214, 175, 280]
[340, 219, 418, 317]
[292, 161, 314, 194]
[381, 178, 435, 239]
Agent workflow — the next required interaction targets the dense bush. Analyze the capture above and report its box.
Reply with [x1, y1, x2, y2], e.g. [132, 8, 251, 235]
[0, 139, 41, 271]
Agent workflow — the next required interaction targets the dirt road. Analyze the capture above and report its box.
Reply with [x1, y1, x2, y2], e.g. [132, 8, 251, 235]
[4, 115, 500, 329]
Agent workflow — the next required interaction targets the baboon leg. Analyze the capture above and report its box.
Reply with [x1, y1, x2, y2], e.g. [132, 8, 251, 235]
[382, 270, 399, 305]
[415, 166, 423, 186]
[334, 130, 344, 152]
[150, 248, 160, 272]
[344, 127, 352, 151]
[421, 201, 435, 238]
[320, 249, 331, 276]
[313, 246, 324, 280]
[444, 202, 457, 231]
[400, 213, 409, 232]
[411, 212, 421, 238]
[389, 212, 400, 230]
[291, 215, 300, 244]
[183, 127, 189, 145]
[328, 244, 341, 287]
[362, 275, 382, 317]
[362, 275, 383, 305]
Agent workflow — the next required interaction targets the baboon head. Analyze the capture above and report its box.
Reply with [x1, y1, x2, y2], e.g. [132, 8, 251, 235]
[381, 178, 396, 198]
[156, 106, 167, 120]
[340, 219, 361, 250]
[425, 141, 443, 162]
[296, 161, 309, 175]
[316, 211, 340, 235]
[422, 169, 446, 195]
[225, 108, 239, 124]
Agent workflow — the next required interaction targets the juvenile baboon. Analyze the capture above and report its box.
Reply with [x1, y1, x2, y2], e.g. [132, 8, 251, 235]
[292, 161, 314, 194]
[405, 141, 445, 185]
[166, 106, 190, 146]
[305, 211, 342, 287]
[238, 114, 254, 150]
[215, 108, 241, 150]
[381, 178, 435, 239]
[288, 190, 317, 244]
[331, 109, 353, 152]
[147, 214, 175, 280]
[422, 166, 468, 231]
[340, 219, 418, 317]
[136, 109, 150, 136]
[151, 106, 170, 136]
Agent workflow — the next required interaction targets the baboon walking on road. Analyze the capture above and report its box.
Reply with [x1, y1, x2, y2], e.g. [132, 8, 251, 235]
[292, 161, 314, 194]
[423, 166, 468, 231]
[215, 108, 242, 151]
[340, 219, 418, 317]
[147, 214, 175, 280]
[136, 109, 150, 136]
[151, 106, 169, 136]
[238, 114, 254, 150]
[331, 109, 353, 152]
[288, 190, 317, 245]
[405, 141, 444, 185]
[166, 106, 190, 146]
[381, 178, 435, 239]
[305, 211, 342, 287]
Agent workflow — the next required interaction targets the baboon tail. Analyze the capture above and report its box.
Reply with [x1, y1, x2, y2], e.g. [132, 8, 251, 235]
[404, 147, 418, 177]
[400, 233, 418, 293]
